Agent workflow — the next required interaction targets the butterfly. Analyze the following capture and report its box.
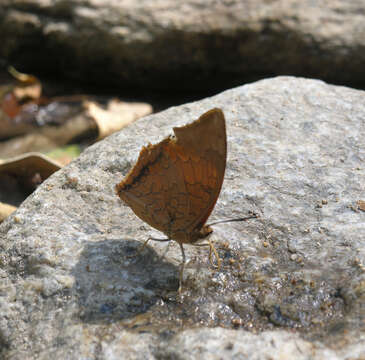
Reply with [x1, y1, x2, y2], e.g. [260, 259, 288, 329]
[116, 108, 256, 291]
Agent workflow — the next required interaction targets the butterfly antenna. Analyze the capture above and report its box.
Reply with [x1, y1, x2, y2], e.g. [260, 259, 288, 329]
[207, 212, 258, 226]
[178, 243, 186, 294]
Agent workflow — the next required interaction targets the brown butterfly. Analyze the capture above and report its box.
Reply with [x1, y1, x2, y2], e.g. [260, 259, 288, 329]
[116, 108, 256, 291]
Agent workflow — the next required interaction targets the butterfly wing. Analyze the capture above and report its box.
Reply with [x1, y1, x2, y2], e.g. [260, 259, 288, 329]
[171, 108, 226, 239]
[116, 137, 191, 236]
[116, 108, 227, 243]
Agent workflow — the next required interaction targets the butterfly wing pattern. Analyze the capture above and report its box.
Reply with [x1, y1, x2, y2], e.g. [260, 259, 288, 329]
[116, 108, 227, 244]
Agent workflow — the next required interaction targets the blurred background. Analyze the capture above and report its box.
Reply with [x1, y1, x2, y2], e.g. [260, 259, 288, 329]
[0, 0, 364, 218]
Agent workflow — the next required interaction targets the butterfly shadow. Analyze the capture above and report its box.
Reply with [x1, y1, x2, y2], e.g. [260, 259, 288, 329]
[71, 238, 179, 324]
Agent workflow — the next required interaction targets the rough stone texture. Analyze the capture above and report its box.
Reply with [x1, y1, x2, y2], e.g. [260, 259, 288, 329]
[1, 76, 365, 359]
[1, 1, 365, 91]
[160, 329, 343, 360]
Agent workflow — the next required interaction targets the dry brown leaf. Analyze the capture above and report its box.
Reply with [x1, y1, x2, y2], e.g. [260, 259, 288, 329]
[0, 153, 61, 207]
[13, 81, 42, 101]
[0, 67, 43, 139]
[8, 66, 42, 100]
[0, 201, 16, 222]
[85, 99, 153, 140]
[0, 152, 61, 184]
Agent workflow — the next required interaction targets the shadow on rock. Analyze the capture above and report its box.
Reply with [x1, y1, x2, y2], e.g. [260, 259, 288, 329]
[71, 239, 178, 323]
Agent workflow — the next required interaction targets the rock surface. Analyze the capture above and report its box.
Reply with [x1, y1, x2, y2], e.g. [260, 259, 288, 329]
[1, 1, 365, 90]
[1, 76, 365, 359]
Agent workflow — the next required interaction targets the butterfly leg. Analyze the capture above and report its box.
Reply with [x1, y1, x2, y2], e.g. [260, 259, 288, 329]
[162, 240, 172, 258]
[128, 236, 170, 258]
[137, 237, 151, 253]
[178, 243, 186, 294]
[192, 240, 221, 269]
[208, 239, 221, 269]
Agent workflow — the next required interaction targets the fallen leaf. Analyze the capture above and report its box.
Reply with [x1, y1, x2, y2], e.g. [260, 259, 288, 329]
[0, 66, 43, 139]
[8, 66, 42, 100]
[0, 153, 62, 207]
[85, 99, 153, 140]
[12, 80, 41, 103]
[0, 201, 16, 222]
[0, 152, 61, 189]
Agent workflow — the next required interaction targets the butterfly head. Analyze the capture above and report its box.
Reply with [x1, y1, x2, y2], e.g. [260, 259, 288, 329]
[171, 225, 213, 244]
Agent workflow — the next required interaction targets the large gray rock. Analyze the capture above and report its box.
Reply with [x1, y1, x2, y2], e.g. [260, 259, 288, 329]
[1, 1, 365, 90]
[1, 76, 365, 359]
